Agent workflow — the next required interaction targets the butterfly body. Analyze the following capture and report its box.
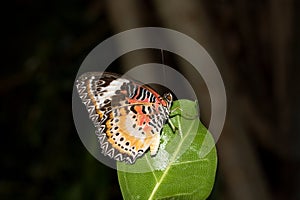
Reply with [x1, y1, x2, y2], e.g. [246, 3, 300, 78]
[76, 72, 172, 164]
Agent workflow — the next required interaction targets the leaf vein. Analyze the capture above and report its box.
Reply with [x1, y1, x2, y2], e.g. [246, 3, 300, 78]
[148, 119, 197, 200]
[145, 155, 159, 183]
[156, 188, 199, 199]
[171, 158, 209, 166]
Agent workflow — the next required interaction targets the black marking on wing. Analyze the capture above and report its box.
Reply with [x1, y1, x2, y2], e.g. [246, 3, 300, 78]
[130, 106, 138, 114]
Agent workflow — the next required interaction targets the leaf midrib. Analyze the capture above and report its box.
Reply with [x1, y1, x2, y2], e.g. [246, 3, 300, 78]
[148, 119, 197, 200]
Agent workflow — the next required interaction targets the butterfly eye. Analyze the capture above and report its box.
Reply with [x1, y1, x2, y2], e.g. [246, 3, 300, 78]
[164, 92, 172, 102]
[164, 92, 173, 101]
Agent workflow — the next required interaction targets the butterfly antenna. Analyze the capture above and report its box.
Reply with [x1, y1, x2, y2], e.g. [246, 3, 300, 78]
[161, 49, 165, 65]
[161, 49, 167, 86]
[169, 106, 199, 120]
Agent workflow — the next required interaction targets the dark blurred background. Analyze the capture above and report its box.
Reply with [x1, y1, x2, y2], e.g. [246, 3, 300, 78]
[1, 0, 300, 199]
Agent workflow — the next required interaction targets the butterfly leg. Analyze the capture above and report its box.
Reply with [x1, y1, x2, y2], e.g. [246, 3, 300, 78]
[168, 119, 176, 132]
[170, 105, 199, 120]
[168, 117, 183, 138]
[177, 119, 183, 138]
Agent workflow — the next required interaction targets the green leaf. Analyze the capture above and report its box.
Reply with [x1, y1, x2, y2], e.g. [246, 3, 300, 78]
[117, 100, 217, 200]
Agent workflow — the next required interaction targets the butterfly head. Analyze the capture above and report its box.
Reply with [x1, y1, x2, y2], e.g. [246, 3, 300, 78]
[163, 92, 173, 110]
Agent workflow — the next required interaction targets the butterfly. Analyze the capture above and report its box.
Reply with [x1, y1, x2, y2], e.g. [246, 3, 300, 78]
[76, 72, 173, 164]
